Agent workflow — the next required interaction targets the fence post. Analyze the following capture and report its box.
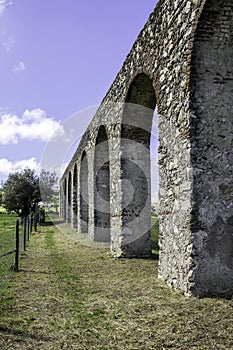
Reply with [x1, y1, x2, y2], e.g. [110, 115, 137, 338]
[34, 204, 38, 232]
[28, 215, 31, 236]
[30, 213, 33, 233]
[23, 217, 27, 250]
[15, 220, 19, 272]
[34, 209, 38, 232]
[27, 216, 30, 241]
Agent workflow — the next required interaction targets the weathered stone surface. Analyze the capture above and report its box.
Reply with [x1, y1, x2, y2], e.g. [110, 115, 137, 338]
[189, 0, 233, 297]
[60, 0, 233, 297]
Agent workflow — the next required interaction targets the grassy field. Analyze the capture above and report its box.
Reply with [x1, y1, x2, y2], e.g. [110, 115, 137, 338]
[0, 213, 19, 283]
[0, 222, 232, 349]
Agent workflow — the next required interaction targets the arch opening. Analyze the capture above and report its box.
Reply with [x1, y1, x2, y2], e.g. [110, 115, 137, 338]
[94, 125, 110, 242]
[80, 151, 89, 233]
[120, 73, 158, 257]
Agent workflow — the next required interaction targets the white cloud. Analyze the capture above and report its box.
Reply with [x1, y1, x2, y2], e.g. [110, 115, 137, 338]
[12, 61, 26, 73]
[0, 108, 66, 144]
[0, 0, 12, 16]
[0, 157, 40, 177]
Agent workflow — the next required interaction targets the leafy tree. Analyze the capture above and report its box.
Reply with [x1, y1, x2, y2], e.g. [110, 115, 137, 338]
[39, 169, 59, 204]
[2, 168, 41, 216]
[0, 189, 2, 207]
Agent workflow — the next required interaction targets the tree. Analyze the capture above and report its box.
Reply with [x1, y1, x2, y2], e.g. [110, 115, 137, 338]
[39, 169, 59, 204]
[0, 189, 2, 207]
[2, 168, 41, 216]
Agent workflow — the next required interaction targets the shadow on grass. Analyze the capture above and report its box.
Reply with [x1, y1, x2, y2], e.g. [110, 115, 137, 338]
[18, 269, 56, 275]
[38, 220, 160, 260]
[150, 252, 159, 260]
[41, 219, 66, 226]
[39, 221, 55, 227]
[116, 252, 159, 261]
[0, 326, 54, 342]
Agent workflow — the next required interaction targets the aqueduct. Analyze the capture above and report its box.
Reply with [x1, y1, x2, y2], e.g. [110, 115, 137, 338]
[60, 0, 233, 297]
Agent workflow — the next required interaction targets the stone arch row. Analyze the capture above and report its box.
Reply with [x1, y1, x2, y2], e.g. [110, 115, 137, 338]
[61, 124, 111, 241]
[60, 0, 233, 297]
[60, 73, 157, 254]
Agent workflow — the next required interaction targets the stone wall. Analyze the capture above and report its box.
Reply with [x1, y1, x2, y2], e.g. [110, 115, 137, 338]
[60, 0, 233, 297]
[190, 0, 233, 296]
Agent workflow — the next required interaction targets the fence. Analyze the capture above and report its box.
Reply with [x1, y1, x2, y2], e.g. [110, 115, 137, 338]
[0, 213, 38, 286]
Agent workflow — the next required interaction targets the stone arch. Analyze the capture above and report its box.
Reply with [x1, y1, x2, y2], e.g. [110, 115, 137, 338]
[80, 151, 89, 233]
[59, 0, 233, 297]
[67, 171, 72, 223]
[72, 163, 78, 228]
[120, 73, 157, 257]
[94, 125, 110, 242]
[189, 0, 233, 296]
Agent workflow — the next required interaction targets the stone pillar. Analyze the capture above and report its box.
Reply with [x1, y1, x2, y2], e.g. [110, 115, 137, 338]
[157, 106, 193, 295]
[66, 172, 72, 224]
[76, 166, 81, 233]
[87, 148, 95, 240]
[109, 126, 122, 255]
[72, 164, 78, 229]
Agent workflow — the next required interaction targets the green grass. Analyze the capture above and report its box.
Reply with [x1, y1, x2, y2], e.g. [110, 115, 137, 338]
[151, 215, 159, 255]
[0, 213, 18, 257]
[0, 213, 19, 249]
[0, 222, 233, 349]
[0, 213, 20, 291]
[0, 205, 5, 214]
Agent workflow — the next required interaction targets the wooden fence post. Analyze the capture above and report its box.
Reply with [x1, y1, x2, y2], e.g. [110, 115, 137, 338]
[23, 217, 27, 250]
[34, 210, 38, 232]
[30, 213, 33, 233]
[34, 204, 38, 232]
[15, 220, 19, 272]
[27, 216, 30, 241]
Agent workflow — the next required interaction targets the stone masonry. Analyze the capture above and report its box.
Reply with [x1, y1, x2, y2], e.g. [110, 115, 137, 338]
[60, 0, 233, 297]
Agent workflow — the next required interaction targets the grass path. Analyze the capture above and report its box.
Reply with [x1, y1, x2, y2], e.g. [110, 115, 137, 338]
[0, 223, 233, 350]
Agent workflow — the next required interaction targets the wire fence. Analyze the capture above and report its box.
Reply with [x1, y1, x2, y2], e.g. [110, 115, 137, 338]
[0, 213, 38, 289]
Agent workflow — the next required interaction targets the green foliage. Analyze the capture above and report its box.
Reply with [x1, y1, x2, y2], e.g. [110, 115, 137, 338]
[2, 168, 41, 216]
[39, 169, 59, 204]
[1, 168, 59, 217]
[151, 215, 159, 255]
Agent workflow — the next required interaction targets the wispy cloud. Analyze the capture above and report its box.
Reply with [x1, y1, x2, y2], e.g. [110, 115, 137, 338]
[3, 36, 15, 52]
[12, 61, 26, 73]
[0, 0, 12, 16]
[0, 108, 66, 144]
[0, 157, 40, 177]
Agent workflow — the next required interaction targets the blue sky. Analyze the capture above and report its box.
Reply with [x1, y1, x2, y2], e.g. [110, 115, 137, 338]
[0, 0, 158, 185]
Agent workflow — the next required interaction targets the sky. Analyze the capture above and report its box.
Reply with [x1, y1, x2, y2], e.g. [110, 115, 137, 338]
[0, 0, 158, 193]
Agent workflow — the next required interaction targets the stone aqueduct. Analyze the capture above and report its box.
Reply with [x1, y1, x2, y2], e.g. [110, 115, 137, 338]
[60, 0, 233, 297]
